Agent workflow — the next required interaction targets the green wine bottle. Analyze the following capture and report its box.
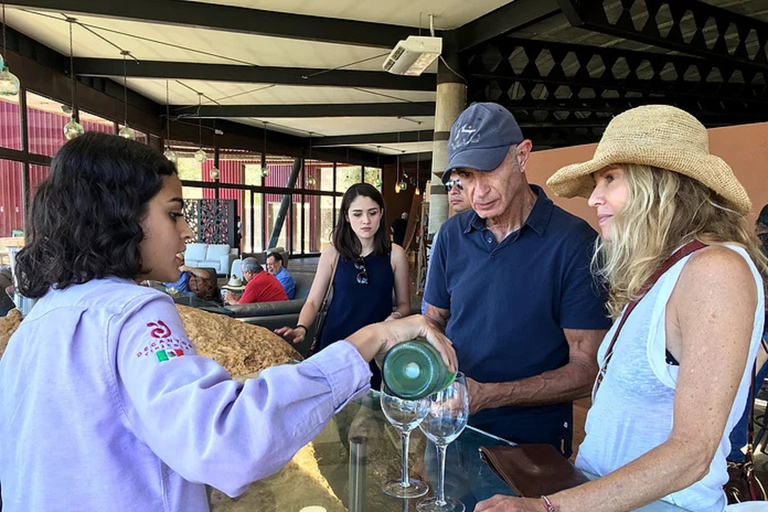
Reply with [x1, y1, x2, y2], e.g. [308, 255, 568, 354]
[382, 339, 456, 400]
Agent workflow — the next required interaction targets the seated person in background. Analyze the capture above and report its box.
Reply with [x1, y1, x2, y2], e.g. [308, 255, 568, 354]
[224, 257, 287, 305]
[163, 258, 217, 301]
[266, 251, 295, 300]
[163, 253, 211, 297]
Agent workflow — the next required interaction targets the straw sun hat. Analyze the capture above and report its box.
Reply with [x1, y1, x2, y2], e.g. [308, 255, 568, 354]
[222, 276, 245, 292]
[546, 105, 752, 214]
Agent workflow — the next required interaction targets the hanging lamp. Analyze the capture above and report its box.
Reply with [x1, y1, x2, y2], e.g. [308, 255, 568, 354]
[260, 122, 270, 178]
[163, 80, 177, 163]
[397, 133, 407, 191]
[414, 129, 421, 195]
[375, 145, 383, 188]
[0, 4, 20, 96]
[395, 149, 402, 193]
[306, 132, 316, 188]
[62, 18, 83, 140]
[117, 50, 136, 140]
[209, 120, 219, 180]
[193, 93, 207, 162]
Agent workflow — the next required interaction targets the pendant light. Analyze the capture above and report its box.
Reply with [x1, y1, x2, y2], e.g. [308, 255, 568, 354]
[395, 148, 403, 193]
[396, 133, 407, 191]
[0, 4, 20, 96]
[414, 129, 421, 195]
[163, 80, 178, 163]
[306, 132, 316, 188]
[209, 120, 219, 180]
[62, 18, 83, 140]
[260, 122, 270, 178]
[193, 92, 207, 162]
[118, 50, 136, 140]
[375, 145, 383, 188]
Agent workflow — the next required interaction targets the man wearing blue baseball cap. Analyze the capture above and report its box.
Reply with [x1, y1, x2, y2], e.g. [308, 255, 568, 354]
[424, 103, 611, 456]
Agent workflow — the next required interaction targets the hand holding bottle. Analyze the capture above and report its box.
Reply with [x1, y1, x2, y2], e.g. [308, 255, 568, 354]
[346, 315, 457, 372]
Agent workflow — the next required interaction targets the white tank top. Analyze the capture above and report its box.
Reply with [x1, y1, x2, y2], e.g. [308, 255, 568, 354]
[576, 245, 765, 512]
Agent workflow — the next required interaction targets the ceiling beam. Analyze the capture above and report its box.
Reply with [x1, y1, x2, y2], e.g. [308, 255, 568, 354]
[454, 0, 561, 52]
[312, 130, 434, 147]
[465, 37, 768, 107]
[173, 103, 436, 119]
[10, 0, 430, 49]
[74, 59, 436, 92]
[557, 0, 768, 73]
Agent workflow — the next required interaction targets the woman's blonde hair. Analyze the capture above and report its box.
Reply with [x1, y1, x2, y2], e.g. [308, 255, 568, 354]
[594, 164, 768, 318]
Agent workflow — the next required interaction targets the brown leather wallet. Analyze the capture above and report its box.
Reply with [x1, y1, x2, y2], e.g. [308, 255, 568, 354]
[479, 444, 590, 497]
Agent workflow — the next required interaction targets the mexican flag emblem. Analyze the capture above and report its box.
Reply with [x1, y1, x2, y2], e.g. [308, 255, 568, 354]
[156, 349, 184, 362]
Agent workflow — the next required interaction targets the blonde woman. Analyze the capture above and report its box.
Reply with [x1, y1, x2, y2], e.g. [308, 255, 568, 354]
[477, 105, 767, 512]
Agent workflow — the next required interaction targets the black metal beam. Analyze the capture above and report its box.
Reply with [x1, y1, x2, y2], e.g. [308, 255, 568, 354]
[465, 37, 768, 107]
[455, 0, 561, 52]
[174, 103, 436, 119]
[557, 0, 768, 73]
[74, 59, 436, 91]
[10, 0, 431, 49]
[312, 130, 434, 147]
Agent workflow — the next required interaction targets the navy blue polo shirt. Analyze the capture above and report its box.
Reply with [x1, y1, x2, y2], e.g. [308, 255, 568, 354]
[425, 185, 610, 453]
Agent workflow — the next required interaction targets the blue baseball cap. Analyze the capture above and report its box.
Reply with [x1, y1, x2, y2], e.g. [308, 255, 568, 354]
[443, 102, 524, 184]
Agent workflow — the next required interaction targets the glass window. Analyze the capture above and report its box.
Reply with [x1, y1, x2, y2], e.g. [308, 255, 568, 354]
[292, 194, 302, 254]
[267, 200, 288, 251]
[29, 164, 50, 203]
[26, 91, 69, 157]
[364, 167, 383, 191]
[0, 160, 24, 237]
[303, 194, 333, 254]
[218, 149, 260, 185]
[80, 111, 115, 134]
[304, 159, 334, 192]
[244, 190, 263, 254]
[335, 165, 362, 193]
[0, 95, 22, 150]
[244, 161, 264, 187]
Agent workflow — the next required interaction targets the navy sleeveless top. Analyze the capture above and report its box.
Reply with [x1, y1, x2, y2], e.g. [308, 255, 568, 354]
[317, 252, 395, 389]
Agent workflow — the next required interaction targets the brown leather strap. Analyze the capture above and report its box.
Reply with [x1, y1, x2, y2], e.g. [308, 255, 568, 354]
[599, 240, 708, 380]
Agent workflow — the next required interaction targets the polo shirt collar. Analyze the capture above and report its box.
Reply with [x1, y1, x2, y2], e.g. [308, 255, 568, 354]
[463, 184, 554, 237]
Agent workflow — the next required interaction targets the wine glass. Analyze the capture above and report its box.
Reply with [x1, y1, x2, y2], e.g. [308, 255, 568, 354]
[417, 372, 469, 512]
[380, 383, 430, 498]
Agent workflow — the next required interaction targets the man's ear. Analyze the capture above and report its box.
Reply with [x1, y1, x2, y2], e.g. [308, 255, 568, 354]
[516, 139, 533, 173]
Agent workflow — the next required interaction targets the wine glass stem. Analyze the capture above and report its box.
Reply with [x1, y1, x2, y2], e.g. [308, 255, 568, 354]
[436, 444, 448, 506]
[400, 430, 411, 485]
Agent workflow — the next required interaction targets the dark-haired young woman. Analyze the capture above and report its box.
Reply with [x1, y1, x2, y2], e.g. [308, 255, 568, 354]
[277, 183, 411, 388]
[0, 133, 455, 511]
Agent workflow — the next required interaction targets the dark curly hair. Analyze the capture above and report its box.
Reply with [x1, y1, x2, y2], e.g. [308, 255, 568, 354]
[15, 132, 177, 298]
[332, 183, 391, 261]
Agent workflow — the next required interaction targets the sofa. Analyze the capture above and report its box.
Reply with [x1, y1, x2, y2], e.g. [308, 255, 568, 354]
[184, 243, 238, 276]
[225, 271, 317, 357]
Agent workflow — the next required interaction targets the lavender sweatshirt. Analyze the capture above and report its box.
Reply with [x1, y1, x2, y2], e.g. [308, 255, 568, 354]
[0, 277, 371, 511]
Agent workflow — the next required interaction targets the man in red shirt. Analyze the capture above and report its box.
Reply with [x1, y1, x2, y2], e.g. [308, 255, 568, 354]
[223, 257, 288, 305]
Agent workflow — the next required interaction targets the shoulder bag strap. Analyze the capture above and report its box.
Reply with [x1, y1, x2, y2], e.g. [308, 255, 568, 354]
[592, 240, 707, 399]
[308, 251, 339, 354]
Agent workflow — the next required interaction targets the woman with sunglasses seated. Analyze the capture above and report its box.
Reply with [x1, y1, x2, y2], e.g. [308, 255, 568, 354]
[276, 183, 411, 388]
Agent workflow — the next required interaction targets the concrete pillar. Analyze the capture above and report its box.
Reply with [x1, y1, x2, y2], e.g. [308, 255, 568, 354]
[428, 47, 466, 237]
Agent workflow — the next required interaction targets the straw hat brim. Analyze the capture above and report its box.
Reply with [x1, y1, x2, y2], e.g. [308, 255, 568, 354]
[546, 142, 752, 215]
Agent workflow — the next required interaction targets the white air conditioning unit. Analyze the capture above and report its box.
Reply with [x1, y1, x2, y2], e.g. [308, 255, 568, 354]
[382, 36, 442, 76]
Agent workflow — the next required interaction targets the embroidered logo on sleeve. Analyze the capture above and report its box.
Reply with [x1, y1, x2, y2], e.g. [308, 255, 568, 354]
[135, 320, 193, 362]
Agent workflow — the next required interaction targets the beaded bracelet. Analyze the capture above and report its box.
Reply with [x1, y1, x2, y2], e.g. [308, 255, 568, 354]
[540, 496, 556, 512]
